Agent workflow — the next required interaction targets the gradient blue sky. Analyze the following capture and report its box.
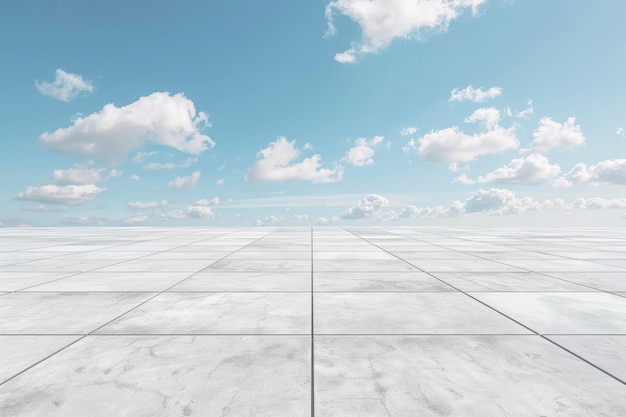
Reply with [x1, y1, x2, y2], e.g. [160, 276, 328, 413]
[1, 0, 625, 227]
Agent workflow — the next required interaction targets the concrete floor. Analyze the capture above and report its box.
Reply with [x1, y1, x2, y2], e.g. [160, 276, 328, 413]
[0, 227, 625, 416]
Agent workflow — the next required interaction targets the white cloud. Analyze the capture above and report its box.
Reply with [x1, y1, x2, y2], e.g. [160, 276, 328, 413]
[123, 214, 149, 224]
[35, 69, 94, 102]
[130, 174, 140, 182]
[463, 188, 558, 215]
[187, 205, 218, 219]
[316, 216, 338, 225]
[158, 210, 188, 220]
[293, 214, 309, 220]
[193, 197, 220, 206]
[341, 194, 389, 219]
[572, 198, 626, 210]
[400, 126, 418, 136]
[326, 0, 486, 62]
[453, 173, 475, 184]
[402, 138, 419, 154]
[168, 170, 201, 189]
[127, 200, 167, 209]
[60, 216, 109, 226]
[465, 107, 501, 129]
[143, 157, 198, 170]
[133, 151, 158, 164]
[255, 216, 282, 226]
[450, 85, 502, 102]
[216, 178, 224, 186]
[529, 117, 584, 152]
[52, 161, 116, 185]
[517, 100, 534, 119]
[343, 136, 384, 166]
[416, 109, 518, 163]
[40, 92, 214, 163]
[246, 137, 342, 183]
[16, 184, 106, 205]
[469, 153, 561, 185]
[554, 159, 626, 186]
[21, 205, 68, 212]
[617, 127, 625, 137]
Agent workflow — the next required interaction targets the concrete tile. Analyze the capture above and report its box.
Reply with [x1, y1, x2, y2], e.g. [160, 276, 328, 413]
[546, 335, 626, 382]
[408, 259, 526, 273]
[97, 292, 310, 334]
[498, 259, 626, 272]
[0, 335, 310, 417]
[0, 259, 119, 272]
[472, 292, 626, 334]
[0, 272, 73, 291]
[171, 272, 311, 291]
[0, 336, 80, 382]
[542, 272, 626, 292]
[314, 293, 529, 334]
[0, 292, 154, 334]
[207, 259, 310, 272]
[24, 272, 193, 292]
[431, 272, 590, 291]
[314, 336, 626, 416]
[313, 272, 452, 292]
[313, 260, 418, 272]
[96, 260, 217, 272]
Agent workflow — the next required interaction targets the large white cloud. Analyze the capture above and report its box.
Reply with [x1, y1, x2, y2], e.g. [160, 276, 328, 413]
[415, 108, 519, 163]
[16, 184, 106, 205]
[340, 194, 389, 219]
[458, 153, 561, 185]
[325, 0, 486, 63]
[343, 136, 384, 166]
[40, 92, 214, 163]
[450, 85, 502, 102]
[52, 161, 120, 184]
[168, 171, 201, 189]
[554, 159, 626, 186]
[35, 69, 94, 102]
[246, 137, 342, 183]
[529, 117, 585, 152]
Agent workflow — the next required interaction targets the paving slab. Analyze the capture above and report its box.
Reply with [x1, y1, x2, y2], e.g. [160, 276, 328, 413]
[314, 335, 626, 417]
[0, 335, 310, 417]
[97, 292, 311, 334]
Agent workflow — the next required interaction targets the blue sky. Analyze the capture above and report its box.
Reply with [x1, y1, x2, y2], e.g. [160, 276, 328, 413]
[1, 0, 625, 227]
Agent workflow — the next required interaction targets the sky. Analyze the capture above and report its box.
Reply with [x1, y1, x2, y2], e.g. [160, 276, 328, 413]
[1, 0, 626, 227]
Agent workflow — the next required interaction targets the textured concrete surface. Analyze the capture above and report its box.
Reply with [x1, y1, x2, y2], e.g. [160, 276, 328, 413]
[0, 227, 625, 416]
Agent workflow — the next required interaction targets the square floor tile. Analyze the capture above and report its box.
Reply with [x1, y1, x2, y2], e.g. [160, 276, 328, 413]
[97, 292, 311, 334]
[313, 260, 418, 272]
[24, 272, 194, 292]
[207, 259, 310, 272]
[546, 335, 626, 382]
[543, 272, 626, 292]
[171, 272, 311, 291]
[0, 272, 73, 291]
[408, 259, 526, 273]
[313, 272, 452, 291]
[314, 336, 626, 416]
[0, 335, 310, 417]
[0, 335, 80, 382]
[314, 293, 529, 334]
[0, 292, 153, 334]
[96, 260, 217, 272]
[471, 292, 626, 334]
[431, 272, 590, 291]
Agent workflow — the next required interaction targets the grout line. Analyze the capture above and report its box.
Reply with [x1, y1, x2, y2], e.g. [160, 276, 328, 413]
[310, 226, 315, 417]
[0, 228, 277, 387]
[356, 227, 626, 388]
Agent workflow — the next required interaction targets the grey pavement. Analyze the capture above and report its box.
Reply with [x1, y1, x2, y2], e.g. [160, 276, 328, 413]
[0, 226, 625, 416]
